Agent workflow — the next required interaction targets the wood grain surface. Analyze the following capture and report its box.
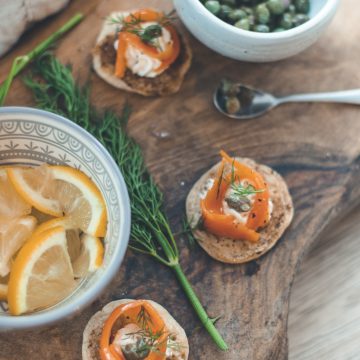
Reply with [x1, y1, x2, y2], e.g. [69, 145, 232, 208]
[0, 0, 360, 359]
[288, 205, 360, 360]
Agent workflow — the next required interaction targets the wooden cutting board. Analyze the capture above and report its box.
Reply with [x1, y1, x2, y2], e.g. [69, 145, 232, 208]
[0, 1, 359, 359]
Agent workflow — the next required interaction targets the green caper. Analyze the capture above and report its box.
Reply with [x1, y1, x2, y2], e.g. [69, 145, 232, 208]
[255, 4, 270, 24]
[280, 13, 293, 29]
[266, 0, 286, 15]
[295, 0, 310, 13]
[219, 4, 233, 19]
[205, 0, 221, 15]
[221, 79, 239, 96]
[288, 4, 296, 14]
[242, 6, 254, 15]
[225, 96, 241, 114]
[225, 195, 251, 212]
[253, 24, 270, 32]
[292, 13, 309, 26]
[201, 0, 310, 33]
[234, 18, 251, 30]
[228, 8, 247, 22]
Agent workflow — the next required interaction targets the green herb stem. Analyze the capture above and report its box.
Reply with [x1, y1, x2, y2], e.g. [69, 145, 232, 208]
[0, 12, 84, 106]
[24, 54, 228, 352]
[172, 264, 228, 351]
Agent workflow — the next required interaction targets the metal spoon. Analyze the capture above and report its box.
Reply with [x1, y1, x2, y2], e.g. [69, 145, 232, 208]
[214, 82, 360, 119]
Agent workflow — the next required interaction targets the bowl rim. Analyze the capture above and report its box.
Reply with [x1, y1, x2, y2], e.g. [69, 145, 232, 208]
[183, 0, 340, 39]
[0, 106, 131, 330]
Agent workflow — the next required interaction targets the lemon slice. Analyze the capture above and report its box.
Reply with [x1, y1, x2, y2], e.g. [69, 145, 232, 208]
[33, 217, 81, 262]
[73, 234, 104, 278]
[0, 284, 7, 301]
[7, 165, 59, 216]
[7, 165, 107, 237]
[32, 217, 74, 236]
[8, 226, 77, 315]
[0, 276, 8, 301]
[0, 216, 37, 277]
[0, 168, 31, 218]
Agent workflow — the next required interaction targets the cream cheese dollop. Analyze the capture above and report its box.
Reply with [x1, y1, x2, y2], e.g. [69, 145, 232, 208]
[201, 177, 273, 225]
[114, 21, 173, 78]
[222, 179, 256, 225]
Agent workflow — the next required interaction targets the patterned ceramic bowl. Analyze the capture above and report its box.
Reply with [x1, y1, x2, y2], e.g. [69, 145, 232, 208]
[0, 107, 130, 330]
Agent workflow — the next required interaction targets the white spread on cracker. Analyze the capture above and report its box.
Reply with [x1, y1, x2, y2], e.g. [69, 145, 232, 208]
[112, 323, 143, 355]
[222, 179, 255, 225]
[201, 177, 273, 225]
[199, 178, 215, 199]
[114, 21, 172, 78]
[165, 337, 185, 359]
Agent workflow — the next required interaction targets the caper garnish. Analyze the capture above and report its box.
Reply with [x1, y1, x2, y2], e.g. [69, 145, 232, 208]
[225, 96, 241, 114]
[253, 24, 270, 33]
[219, 4, 233, 19]
[288, 4, 296, 14]
[266, 0, 286, 15]
[280, 13, 293, 30]
[225, 195, 251, 212]
[295, 0, 310, 14]
[255, 4, 270, 25]
[201, 0, 310, 33]
[205, 0, 221, 15]
[234, 18, 251, 31]
[292, 13, 309, 26]
[228, 9, 247, 22]
[221, 79, 239, 97]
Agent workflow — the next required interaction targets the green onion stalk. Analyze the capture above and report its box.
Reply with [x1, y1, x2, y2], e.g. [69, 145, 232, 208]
[0, 12, 84, 106]
[24, 54, 228, 351]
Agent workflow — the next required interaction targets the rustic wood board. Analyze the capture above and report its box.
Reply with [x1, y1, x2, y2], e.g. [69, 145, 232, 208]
[0, 0, 360, 359]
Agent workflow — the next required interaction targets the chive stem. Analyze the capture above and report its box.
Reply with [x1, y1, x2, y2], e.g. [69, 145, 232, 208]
[0, 12, 84, 105]
[172, 264, 228, 351]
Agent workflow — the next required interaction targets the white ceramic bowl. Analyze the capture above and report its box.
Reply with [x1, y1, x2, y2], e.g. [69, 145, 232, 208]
[0, 107, 131, 330]
[173, 0, 340, 62]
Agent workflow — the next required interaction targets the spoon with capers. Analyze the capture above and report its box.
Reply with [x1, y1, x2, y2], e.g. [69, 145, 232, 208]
[214, 79, 360, 119]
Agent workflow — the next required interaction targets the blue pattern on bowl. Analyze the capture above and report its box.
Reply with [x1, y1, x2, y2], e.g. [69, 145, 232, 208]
[0, 107, 131, 330]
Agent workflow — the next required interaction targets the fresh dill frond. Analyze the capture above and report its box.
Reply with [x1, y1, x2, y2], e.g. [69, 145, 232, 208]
[231, 183, 265, 198]
[228, 161, 264, 202]
[24, 53, 228, 351]
[137, 305, 153, 330]
[182, 216, 197, 248]
[123, 306, 183, 356]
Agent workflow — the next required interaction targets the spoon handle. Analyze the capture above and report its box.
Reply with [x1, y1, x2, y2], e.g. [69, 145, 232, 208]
[277, 89, 360, 105]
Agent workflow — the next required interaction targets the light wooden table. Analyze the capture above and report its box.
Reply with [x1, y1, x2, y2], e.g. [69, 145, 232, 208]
[289, 204, 360, 360]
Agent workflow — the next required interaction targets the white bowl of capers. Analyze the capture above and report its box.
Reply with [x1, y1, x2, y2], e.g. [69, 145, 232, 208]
[173, 0, 340, 62]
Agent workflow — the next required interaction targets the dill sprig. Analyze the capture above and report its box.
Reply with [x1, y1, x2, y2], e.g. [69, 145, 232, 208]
[23, 53, 228, 351]
[218, 160, 264, 203]
[182, 216, 197, 248]
[124, 307, 184, 357]
[230, 160, 264, 202]
[231, 183, 265, 198]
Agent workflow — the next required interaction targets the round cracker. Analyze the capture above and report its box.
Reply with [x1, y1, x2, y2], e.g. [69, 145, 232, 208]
[82, 299, 189, 360]
[92, 11, 192, 96]
[186, 158, 294, 264]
